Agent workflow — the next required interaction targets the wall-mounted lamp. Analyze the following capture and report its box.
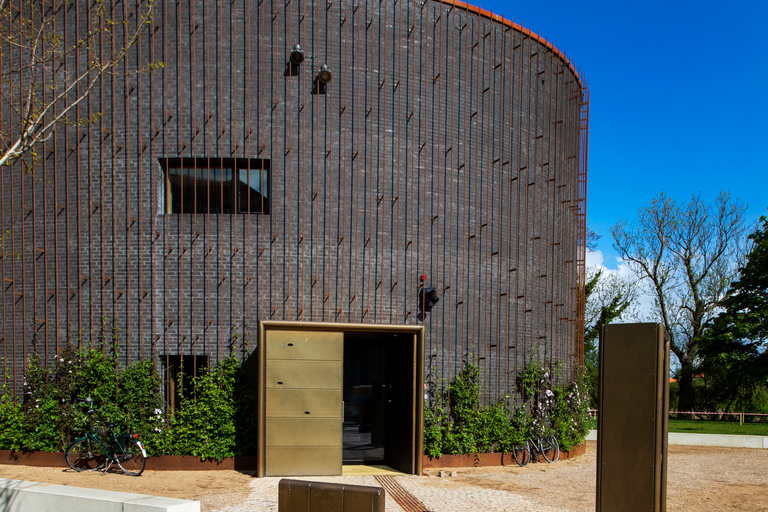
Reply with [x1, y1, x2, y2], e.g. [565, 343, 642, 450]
[419, 287, 439, 310]
[290, 44, 305, 65]
[317, 64, 332, 84]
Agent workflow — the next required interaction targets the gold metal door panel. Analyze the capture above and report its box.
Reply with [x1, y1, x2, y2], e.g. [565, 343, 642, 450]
[265, 360, 342, 389]
[266, 418, 340, 446]
[266, 388, 342, 418]
[266, 330, 343, 361]
[265, 446, 342, 477]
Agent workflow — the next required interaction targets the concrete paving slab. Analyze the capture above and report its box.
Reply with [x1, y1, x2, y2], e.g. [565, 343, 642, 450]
[0, 478, 199, 512]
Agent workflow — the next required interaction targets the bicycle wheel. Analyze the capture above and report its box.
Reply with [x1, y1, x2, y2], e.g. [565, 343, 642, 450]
[541, 435, 560, 463]
[65, 438, 106, 472]
[512, 442, 530, 467]
[115, 438, 146, 476]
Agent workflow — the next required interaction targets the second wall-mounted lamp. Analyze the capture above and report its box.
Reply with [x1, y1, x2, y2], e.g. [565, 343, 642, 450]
[290, 44, 305, 65]
[317, 64, 332, 84]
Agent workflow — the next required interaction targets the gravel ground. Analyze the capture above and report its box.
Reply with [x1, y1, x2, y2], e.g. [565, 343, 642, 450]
[1, 442, 767, 511]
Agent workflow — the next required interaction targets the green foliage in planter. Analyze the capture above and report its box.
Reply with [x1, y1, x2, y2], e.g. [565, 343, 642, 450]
[162, 360, 235, 462]
[424, 358, 590, 457]
[3, 345, 165, 453]
[0, 378, 25, 451]
[2, 342, 257, 461]
[424, 360, 526, 457]
[159, 355, 257, 462]
[551, 377, 590, 451]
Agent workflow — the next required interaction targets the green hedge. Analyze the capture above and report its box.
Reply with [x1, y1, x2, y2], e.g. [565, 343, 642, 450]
[0, 346, 257, 462]
[424, 360, 591, 457]
[2, 347, 589, 462]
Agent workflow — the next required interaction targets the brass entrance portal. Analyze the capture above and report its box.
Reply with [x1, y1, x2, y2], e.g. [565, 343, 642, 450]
[257, 322, 424, 477]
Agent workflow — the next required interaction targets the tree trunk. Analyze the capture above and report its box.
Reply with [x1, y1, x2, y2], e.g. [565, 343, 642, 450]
[677, 360, 696, 419]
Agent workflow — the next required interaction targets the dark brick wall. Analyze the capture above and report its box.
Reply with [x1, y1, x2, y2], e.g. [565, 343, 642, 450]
[1, 0, 587, 404]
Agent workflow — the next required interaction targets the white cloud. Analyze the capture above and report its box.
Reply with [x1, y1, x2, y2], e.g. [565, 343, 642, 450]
[586, 250, 656, 323]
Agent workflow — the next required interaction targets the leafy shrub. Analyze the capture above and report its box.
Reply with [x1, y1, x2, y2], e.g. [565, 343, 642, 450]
[551, 377, 590, 451]
[145, 355, 258, 462]
[0, 379, 25, 451]
[1, 345, 257, 461]
[424, 359, 590, 457]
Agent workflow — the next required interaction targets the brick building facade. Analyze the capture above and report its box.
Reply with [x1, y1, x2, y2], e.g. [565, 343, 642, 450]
[1, 0, 588, 411]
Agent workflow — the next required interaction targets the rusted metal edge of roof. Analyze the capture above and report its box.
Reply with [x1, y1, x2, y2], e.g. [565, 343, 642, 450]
[432, 0, 584, 89]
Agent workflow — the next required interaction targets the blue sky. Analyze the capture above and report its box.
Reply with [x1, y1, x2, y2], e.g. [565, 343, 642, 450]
[476, 0, 768, 269]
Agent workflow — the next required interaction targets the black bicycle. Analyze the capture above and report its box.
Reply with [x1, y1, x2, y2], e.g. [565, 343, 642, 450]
[511, 434, 559, 466]
[64, 398, 147, 476]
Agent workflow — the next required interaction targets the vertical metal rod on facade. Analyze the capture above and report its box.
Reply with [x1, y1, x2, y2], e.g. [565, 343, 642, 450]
[394, 0, 402, 324]
[161, 0, 170, 411]
[285, 0, 294, 323]
[74, 0, 82, 346]
[434, 3, 442, 376]
[218, 0, 225, 359]
[522, 32, 532, 371]
[545, 51, 555, 376]
[34, 0, 42, 361]
[541, 48, 551, 373]
[470, 18, 480, 369]
[481, 18, 492, 398]
[344, 2, 358, 321]
[332, 3, 346, 322]
[123, 0, 132, 361]
[501, 17, 512, 396]
[310, 0, 318, 321]
[552, 56, 561, 373]
[190, 0, 199, 370]
[87, 0, 95, 353]
[1, 5, 6, 392]
[446, 5, 456, 383]
[458, 14, 468, 363]
[148, 5, 157, 360]
[97, 8, 106, 354]
[380, 0, 389, 325]
[299, 0, 307, 322]
[365, 5, 373, 324]
[325, 2, 334, 323]
[532, 40, 542, 367]
[258, 0, 265, 324]
[175, 2, 184, 381]
[137, 6, 145, 359]
[53, 6, 61, 360]
[232, 1, 241, 332]
[494, 22, 505, 398]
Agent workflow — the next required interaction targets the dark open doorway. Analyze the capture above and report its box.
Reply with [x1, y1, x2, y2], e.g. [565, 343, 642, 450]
[343, 332, 414, 472]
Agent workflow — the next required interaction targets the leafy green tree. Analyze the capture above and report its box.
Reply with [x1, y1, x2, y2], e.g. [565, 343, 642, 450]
[583, 267, 636, 408]
[699, 215, 768, 410]
[610, 192, 748, 414]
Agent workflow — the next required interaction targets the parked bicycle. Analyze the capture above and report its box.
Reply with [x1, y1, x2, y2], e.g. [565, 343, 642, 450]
[510, 434, 559, 466]
[64, 398, 147, 476]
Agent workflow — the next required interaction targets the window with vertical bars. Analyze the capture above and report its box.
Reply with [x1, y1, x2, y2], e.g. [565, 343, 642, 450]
[161, 158, 270, 214]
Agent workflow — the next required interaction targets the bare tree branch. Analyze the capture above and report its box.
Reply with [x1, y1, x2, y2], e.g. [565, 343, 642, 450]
[610, 191, 749, 413]
[0, 0, 155, 168]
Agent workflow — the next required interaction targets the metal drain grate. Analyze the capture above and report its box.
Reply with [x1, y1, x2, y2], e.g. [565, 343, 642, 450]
[374, 475, 430, 512]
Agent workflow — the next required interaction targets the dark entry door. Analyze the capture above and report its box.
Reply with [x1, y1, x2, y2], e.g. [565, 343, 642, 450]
[343, 333, 415, 473]
[384, 335, 416, 474]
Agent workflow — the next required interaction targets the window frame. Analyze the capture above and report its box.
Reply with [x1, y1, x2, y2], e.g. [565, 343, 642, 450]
[161, 157, 270, 215]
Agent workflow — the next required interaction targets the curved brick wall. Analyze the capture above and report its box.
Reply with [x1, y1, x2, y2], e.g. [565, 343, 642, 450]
[1, 0, 587, 403]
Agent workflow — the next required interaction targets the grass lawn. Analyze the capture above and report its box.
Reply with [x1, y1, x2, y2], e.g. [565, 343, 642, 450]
[588, 418, 768, 435]
[668, 419, 768, 436]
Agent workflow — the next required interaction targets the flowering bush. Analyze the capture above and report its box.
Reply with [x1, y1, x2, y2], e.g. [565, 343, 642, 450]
[0, 347, 257, 462]
[424, 359, 591, 457]
[551, 378, 591, 451]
